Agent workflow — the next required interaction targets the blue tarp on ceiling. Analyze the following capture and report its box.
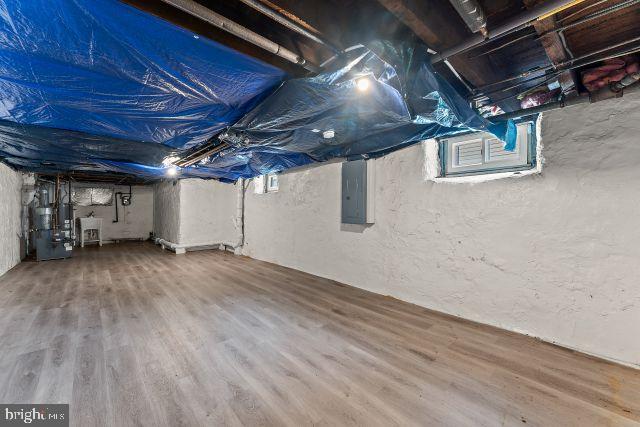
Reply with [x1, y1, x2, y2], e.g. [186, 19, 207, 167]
[198, 42, 515, 180]
[219, 42, 515, 167]
[0, 118, 172, 170]
[0, 0, 515, 181]
[0, 0, 285, 173]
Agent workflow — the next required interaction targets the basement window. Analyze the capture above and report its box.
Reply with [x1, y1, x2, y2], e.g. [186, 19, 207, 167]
[266, 173, 279, 192]
[254, 173, 279, 194]
[439, 122, 535, 177]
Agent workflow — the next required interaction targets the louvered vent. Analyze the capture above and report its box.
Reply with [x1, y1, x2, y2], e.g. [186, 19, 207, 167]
[455, 139, 483, 166]
[441, 122, 532, 176]
[485, 138, 519, 162]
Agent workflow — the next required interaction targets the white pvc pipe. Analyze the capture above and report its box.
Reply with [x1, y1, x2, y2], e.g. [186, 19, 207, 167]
[234, 178, 245, 255]
[155, 238, 184, 254]
[159, 0, 308, 67]
[155, 238, 235, 254]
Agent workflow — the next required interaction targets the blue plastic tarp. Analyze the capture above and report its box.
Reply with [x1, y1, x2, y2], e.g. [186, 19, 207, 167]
[217, 42, 516, 169]
[105, 42, 517, 181]
[0, 0, 285, 150]
[0, 0, 515, 181]
[187, 147, 315, 181]
[0, 119, 173, 165]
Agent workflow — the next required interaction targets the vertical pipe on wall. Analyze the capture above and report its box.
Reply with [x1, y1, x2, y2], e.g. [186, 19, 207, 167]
[234, 178, 245, 255]
[68, 177, 73, 242]
[53, 175, 60, 231]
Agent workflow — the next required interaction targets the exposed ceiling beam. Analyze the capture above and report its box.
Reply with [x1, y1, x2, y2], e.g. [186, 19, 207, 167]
[431, 0, 585, 63]
[524, 0, 577, 95]
[374, 0, 501, 93]
[375, 0, 448, 49]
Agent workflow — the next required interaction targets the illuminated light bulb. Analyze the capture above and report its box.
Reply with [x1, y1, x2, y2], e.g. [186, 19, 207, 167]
[356, 78, 370, 92]
[167, 166, 178, 177]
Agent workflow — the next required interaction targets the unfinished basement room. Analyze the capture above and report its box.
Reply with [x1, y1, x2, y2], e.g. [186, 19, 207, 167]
[0, 0, 639, 425]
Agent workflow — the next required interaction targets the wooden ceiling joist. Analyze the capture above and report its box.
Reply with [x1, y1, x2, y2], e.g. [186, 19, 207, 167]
[524, 0, 578, 95]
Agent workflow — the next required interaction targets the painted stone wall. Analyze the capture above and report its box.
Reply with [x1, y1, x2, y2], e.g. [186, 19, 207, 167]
[74, 184, 154, 242]
[241, 92, 640, 368]
[0, 163, 23, 277]
[153, 181, 181, 244]
[178, 179, 238, 247]
[153, 179, 238, 247]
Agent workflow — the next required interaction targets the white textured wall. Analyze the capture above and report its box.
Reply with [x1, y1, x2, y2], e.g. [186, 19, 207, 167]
[0, 163, 22, 277]
[242, 93, 640, 368]
[75, 185, 153, 241]
[178, 179, 238, 246]
[153, 181, 181, 244]
[153, 179, 237, 246]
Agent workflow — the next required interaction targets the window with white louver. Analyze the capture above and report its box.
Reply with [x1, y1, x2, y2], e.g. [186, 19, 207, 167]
[485, 137, 521, 163]
[453, 138, 483, 166]
[440, 122, 534, 177]
[254, 173, 279, 194]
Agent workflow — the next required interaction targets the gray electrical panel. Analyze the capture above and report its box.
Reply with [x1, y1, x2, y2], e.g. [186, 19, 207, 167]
[341, 160, 367, 224]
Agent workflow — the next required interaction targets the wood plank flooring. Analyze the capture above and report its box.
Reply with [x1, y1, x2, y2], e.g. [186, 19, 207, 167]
[0, 242, 638, 426]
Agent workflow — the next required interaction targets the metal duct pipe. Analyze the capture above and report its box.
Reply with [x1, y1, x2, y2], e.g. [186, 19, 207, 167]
[470, 0, 640, 60]
[448, 0, 487, 36]
[489, 78, 640, 121]
[158, 0, 317, 72]
[431, 0, 583, 63]
[237, 0, 341, 54]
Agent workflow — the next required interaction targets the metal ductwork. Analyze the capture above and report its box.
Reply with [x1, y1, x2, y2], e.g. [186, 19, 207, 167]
[432, 0, 585, 63]
[449, 0, 487, 36]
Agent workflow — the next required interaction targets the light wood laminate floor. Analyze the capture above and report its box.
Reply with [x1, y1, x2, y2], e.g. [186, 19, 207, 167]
[0, 242, 638, 426]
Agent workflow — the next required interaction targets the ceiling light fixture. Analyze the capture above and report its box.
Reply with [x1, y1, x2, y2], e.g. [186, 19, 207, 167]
[166, 166, 179, 177]
[356, 77, 370, 92]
